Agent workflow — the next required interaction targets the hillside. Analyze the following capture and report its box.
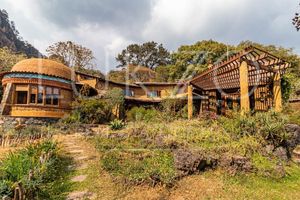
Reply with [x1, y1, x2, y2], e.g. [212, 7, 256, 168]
[0, 9, 42, 57]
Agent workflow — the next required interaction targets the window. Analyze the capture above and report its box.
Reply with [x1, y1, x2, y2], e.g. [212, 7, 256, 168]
[37, 86, 44, 104]
[30, 86, 37, 104]
[53, 88, 59, 105]
[147, 91, 160, 98]
[226, 98, 233, 110]
[16, 91, 28, 104]
[46, 87, 52, 105]
[124, 89, 134, 97]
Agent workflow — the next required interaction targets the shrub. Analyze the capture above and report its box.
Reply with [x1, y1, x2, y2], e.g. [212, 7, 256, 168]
[109, 119, 125, 130]
[126, 107, 160, 122]
[0, 140, 63, 199]
[219, 111, 289, 147]
[63, 88, 125, 124]
[62, 98, 111, 124]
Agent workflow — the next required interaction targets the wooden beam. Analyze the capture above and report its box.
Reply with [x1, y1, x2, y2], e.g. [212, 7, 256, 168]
[239, 61, 250, 115]
[273, 72, 282, 112]
[188, 85, 193, 120]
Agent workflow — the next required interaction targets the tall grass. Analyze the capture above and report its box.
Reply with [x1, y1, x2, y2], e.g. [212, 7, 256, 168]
[0, 125, 53, 147]
[0, 140, 72, 199]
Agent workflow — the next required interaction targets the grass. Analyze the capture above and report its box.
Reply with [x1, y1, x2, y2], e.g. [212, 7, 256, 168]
[220, 164, 300, 200]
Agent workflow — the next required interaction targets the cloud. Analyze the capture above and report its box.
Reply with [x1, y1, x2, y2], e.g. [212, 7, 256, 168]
[1, 0, 299, 73]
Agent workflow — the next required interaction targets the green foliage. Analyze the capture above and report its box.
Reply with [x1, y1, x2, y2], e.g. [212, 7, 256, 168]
[0, 47, 26, 72]
[0, 47, 27, 101]
[281, 76, 292, 102]
[219, 111, 288, 147]
[160, 98, 190, 120]
[293, 4, 300, 31]
[108, 65, 157, 83]
[63, 88, 125, 124]
[157, 40, 233, 81]
[116, 41, 171, 69]
[0, 140, 68, 198]
[109, 119, 125, 130]
[63, 98, 110, 124]
[126, 107, 160, 122]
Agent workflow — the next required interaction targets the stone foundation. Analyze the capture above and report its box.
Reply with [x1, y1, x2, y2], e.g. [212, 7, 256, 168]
[0, 116, 58, 127]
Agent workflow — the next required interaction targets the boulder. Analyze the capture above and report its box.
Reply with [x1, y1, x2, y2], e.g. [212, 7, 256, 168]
[273, 147, 288, 161]
[220, 155, 252, 174]
[285, 124, 300, 149]
[173, 149, 207, 177]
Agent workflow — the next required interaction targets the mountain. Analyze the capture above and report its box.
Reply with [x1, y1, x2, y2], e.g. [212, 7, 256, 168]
[0, 9, 42, 57]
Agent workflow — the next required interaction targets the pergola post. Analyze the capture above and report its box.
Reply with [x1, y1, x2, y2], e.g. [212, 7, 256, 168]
[239, 61, 250, 115]
[188, 85, 193, 120]
[273, 72, 282, 112]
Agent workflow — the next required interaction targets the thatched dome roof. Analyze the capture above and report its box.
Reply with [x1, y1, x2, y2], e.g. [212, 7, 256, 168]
[11, 58, 72, 80]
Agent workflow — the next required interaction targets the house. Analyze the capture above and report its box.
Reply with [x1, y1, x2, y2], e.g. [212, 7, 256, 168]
[0, 59, 74, 118]
[0, 59, 188, 118]
[0, 46, 290, 119]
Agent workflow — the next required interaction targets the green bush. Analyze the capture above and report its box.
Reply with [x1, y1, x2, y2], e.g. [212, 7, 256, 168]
[0, 140, 66, 199]
[109, 119, 125, 130]
[62, 98, 111, 124]
[126, 107, 160, 122]
[63, 88, 125, 124]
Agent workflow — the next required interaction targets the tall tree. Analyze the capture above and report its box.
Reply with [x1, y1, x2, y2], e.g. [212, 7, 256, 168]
[0, 47, 26, 72]
[162, 40, 234, 81]
[46, 41, 95, 70]
[0, 47, 26, 100]
[293, 3, 300, 31]
[116, 41, 171, 69]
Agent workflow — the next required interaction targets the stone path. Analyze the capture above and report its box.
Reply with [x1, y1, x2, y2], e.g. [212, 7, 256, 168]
[59, 134, 96, 200]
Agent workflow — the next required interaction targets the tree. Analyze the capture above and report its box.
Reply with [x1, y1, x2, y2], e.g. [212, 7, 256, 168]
[116, 41, 171, 69]
[0, 47, 26, 72]
[108, 65, 156, 83]
[161, 40, 234, 81]
[0, 47, 27, 100]
[46, 41, 95, 70]
[293, 3, 300, 31]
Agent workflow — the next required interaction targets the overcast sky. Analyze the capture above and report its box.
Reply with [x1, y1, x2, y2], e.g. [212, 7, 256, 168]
[1, 0, 299, 73]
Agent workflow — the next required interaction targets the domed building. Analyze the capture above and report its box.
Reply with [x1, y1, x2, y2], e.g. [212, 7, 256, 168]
[0, 58, 74, 118]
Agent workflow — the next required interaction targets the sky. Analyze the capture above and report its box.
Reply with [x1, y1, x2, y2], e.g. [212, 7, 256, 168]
[1, 0, 299, 73]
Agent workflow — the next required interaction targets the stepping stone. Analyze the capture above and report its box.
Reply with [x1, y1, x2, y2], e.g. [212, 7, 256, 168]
[67, 190, 95, 200]
[71, 175, 87, 182]
[77, 163, 88, 170]
[69, 150, 84, 154]
[75, 156, 90, 161]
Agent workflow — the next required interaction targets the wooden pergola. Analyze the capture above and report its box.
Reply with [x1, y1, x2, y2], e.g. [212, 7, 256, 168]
[187, 46, 290, 118]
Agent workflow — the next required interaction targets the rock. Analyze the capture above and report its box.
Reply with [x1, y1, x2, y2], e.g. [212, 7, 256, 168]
[173, 149, 207, 176]
[71, 175, 87, 182]
[265, 144, 275, 154]
[273, 147, 288, 161]
[285, 124, 300, 149]
[67, 190, 95, 200]
[274, 163, 286, 178]
[220, 155, 252, 174]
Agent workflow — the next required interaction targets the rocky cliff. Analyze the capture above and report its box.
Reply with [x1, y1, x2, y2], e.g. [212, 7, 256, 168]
[0, 9, 42, 57]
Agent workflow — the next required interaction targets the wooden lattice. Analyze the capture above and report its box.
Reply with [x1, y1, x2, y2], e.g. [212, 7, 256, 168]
[191, 46, 290, 90]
